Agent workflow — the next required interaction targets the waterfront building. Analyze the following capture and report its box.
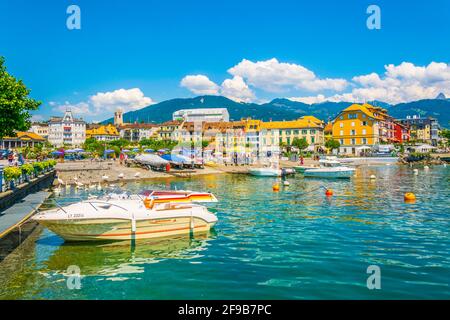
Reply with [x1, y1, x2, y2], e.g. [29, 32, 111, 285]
[158, 120, 182, 140]
[173, 108, 230, 122]
[86, 124, 120, 141]
[398, 115, 440, 145]
[332, 103, 383, 155]
[393, 122, 410, 143]
[30, 123, 49, 139]
[119, 123, 159, 142]
[0, 132, 46, 149]
[260, 116, 325, 148]
[48, 110, 86, 147]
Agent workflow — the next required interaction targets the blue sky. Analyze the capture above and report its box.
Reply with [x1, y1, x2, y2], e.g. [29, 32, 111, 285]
[1, 0, 449, 122]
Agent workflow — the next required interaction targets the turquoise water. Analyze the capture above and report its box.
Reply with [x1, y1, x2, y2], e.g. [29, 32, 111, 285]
[0, 165, 449, 299]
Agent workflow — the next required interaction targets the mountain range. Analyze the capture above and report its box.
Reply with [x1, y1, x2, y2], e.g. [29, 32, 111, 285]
[102, 93, 450, 128]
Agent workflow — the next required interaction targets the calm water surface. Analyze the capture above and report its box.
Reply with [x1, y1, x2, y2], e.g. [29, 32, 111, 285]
[0, 165, 449, 299]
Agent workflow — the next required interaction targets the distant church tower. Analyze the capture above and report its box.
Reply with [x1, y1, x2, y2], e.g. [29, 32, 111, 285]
[114, 108, 124, 126]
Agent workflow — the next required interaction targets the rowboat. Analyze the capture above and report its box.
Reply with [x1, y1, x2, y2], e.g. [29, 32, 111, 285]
[248, 167, 282, 176]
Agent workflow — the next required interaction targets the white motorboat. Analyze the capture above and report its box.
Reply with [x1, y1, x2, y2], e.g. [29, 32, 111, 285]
[248, 167, 282, 177]
[33, 191, 218, 241]
[135, 154, 169, 170]
[303, 159, 355, 179]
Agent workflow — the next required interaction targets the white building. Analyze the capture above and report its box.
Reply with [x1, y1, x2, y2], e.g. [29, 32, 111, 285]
[48, 110, 86, 147]
[119, 123, 160, 142]
[173, 108, 229, 122]
[30, 123, 49, 139]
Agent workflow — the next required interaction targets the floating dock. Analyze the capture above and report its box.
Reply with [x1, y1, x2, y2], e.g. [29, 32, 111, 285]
[0, 191, 50, 239]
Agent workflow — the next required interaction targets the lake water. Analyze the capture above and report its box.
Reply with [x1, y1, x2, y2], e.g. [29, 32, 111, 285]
[0, 165, 449, 299]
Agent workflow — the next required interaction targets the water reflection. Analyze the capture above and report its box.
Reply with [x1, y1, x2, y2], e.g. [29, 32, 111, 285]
[39, 232, 216, 278]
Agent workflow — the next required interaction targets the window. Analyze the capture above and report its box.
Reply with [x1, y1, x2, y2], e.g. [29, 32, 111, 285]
[340, 116, 344, 120]
[340, 139, 344, 144]
[340, 130, 344, 136]
[362, 138, 367, 144]
[293, 130, 299, 135]
[351, 122, 355, 127]
[311, 136, 315, 143]
[362, 114, 366, 118]
[286, 130, 291, 135]
[362, 129, 366, 135]
[351, 130, 356, 135]
[351, 138, 356, 145]
[340, 123, 344, 128]
[348, 114, 357, 119]
[310, 129, 316, 134]
[302, 129, 307, 135]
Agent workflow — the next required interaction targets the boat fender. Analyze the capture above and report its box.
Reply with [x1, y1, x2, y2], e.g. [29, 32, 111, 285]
[131, 217, 136, 232]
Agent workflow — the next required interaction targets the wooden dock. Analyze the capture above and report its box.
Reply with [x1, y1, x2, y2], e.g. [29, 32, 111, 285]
[0, 191, 50, 239]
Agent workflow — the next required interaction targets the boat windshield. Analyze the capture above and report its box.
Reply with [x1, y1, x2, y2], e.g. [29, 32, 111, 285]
[321, 161, 342, 167]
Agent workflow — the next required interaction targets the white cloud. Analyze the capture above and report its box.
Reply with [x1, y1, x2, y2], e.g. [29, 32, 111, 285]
[289, 94, 327, 104]
[180, 75, 220, 95]
[290, 61, 450, 104]
[90, 88, 154, 112]
[52, 88, 154, 118]
[227, 58, 348, 93]
[220, 76, 255, 102]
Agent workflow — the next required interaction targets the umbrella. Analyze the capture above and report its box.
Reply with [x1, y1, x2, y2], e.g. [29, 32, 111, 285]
[51, 151, 63, 156]
[65, 149, 76, 153]
[104, 149, 115, 154]
[158, 148, 169, 153]
[122, 149, 131, 153]
[73, 148, 84, 152]
[132, 148, 140, 152]
[144, 149, 154, 153]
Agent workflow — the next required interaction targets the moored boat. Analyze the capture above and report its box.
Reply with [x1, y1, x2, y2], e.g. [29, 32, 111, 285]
[248, 167, 282, 177]
[33, 191, 218, 241]
[303, 159, 355, 179]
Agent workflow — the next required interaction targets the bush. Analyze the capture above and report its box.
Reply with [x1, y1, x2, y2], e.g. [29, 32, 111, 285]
[33, 161, 45, 172]
[4, 167, 22, 181]
[21, 164, 34, 175]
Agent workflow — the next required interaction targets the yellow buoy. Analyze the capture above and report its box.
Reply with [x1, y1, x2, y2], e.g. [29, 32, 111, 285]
[404, 192, 416, 202]
[272, 184, 280, 192]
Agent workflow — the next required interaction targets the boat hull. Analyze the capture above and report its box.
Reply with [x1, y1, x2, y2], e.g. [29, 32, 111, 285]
[248, 168, 281, 177]
[303, 169, 355, 179]
[39, 216, 216, 241]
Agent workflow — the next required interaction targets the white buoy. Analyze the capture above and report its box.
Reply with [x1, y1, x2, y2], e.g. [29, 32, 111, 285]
[97, 183, 102, 190]
[102, 175, 109, 180]
[413, 169, 419, 175]
[118, 173, 124, 179]
[134, 172, 140, 177]
[424, 165, 429, 170]
[444, 163, 447, 167]
[283, 180, 290, 186]
[370, 174, 376, 179]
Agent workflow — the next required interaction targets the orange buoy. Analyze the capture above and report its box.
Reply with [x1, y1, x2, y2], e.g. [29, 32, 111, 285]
[272, 183, 280, 192]
[404, 192, 416, 202]
[325, 189, 333, 196]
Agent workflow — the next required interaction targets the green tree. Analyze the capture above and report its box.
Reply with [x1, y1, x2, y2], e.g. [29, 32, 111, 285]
[325, 139, 340, 151]
[292, 137, 309, 152]
[0, 57, 41, 139]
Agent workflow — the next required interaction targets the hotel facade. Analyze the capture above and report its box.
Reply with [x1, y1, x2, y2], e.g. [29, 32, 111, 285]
[47, 110, 86, 147]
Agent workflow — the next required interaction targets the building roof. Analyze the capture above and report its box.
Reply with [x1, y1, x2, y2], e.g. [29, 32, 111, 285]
[337, 103, 384, 121]
[86, 124, 119, 136]
[119, 123, 158, 130]
[261, 116, 324, 130]
[3, 131, 46, 141]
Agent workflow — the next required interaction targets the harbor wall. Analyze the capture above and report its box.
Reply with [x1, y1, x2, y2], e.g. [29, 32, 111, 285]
[0, 170, 55, 212]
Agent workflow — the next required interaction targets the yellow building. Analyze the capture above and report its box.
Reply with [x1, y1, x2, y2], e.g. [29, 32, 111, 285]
[86, 124, 119, 141]
[260, 116, 324, 147]
[0, 131, 46, 149]
[331, 103, 385, 154]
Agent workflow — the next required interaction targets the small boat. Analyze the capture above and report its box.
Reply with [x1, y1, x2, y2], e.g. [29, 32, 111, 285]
[135, 154, 169, 170]
[33, 191, 218, 242]
[303, 159, 355, 179]
[248, 167, 282, 177]
[293, 165, 317, 173]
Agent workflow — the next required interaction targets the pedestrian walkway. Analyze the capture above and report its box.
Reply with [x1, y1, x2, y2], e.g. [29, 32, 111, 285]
[0, 191, 50, 238]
